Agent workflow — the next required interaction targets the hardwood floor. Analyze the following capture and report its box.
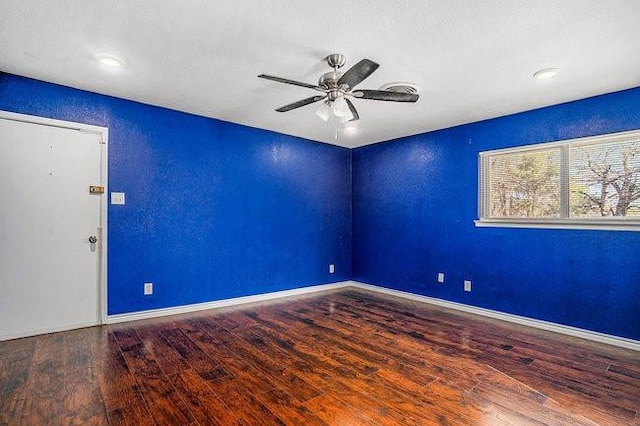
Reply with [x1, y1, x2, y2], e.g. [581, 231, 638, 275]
[1, 288, 638, 425]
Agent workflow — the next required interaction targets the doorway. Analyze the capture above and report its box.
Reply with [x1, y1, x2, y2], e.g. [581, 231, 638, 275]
[0, 111, 107, 340]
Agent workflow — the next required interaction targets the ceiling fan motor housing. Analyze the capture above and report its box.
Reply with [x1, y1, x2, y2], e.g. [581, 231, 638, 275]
[319, 71, 346, 101]
[319, 71, 343, 88]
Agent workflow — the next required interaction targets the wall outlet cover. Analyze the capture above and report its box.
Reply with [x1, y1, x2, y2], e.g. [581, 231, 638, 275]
[437, 272, 445, 283]
[464, 280, 472, 292]
[144, 282, 153, 295]
[111, 192, 125, 205]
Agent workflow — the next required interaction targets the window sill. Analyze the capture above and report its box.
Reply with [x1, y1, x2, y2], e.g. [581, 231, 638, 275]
[474, 219, 640, 232]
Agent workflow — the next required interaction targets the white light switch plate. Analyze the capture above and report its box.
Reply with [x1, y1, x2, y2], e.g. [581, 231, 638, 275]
[464, 280, 472, 292]
[144, 282, 153, 295]
[437, 272, 445, 283]
[329, 264, 335, 274]
[111, 192, 125, 205]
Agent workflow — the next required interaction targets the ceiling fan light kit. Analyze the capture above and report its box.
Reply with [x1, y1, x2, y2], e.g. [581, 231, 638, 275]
[315, 99, 355, 123]
[332, 97, 353, 119]
[259, 53, 419, 123]
[315, 101, 331, 121]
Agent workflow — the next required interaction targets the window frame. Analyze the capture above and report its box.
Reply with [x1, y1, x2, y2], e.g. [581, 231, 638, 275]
[476, 129, 640, 232]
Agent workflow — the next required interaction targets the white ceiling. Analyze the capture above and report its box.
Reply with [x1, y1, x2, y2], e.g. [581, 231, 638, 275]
[1, 1, 639, 148]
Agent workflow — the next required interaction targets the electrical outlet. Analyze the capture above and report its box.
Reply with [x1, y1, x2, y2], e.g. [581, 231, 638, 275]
[329, 264, 335, 274]
[437, 272, 445, 283]
[464, 280, 472, 292]
[144, 282, 153, 295]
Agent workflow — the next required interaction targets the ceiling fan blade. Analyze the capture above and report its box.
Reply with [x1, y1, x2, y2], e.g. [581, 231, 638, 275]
[275, 95, 326, 112]
[352, 90, 419, 102]
[338, 59, 380, 90]
[345, 98, 359, 121]
[258, 74, 323, 91]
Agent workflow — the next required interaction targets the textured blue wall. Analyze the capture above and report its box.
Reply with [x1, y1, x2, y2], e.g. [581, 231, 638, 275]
[0, 73, 352, 315]
[353, 87, 640, 341]
[3, 71, 638, 340]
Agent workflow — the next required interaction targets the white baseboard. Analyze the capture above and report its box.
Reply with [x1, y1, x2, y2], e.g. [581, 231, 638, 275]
[348, 281, 640, 352]
[106, 281, 351, 324]
[106, 279, 639, 352]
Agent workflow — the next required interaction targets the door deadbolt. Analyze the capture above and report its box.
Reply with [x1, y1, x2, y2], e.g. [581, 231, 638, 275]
[88, 236, 98, 244]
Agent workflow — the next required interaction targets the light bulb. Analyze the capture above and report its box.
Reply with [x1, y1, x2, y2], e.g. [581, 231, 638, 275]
[338, 109, 354, 123]
[332, 96, 350, 118]
[315, 102, 330, 121]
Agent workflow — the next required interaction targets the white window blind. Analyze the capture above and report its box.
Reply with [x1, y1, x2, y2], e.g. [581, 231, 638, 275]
[487, 148, 561, 219]
[478, 130, 640, 231]
[569, 137, 640, 218]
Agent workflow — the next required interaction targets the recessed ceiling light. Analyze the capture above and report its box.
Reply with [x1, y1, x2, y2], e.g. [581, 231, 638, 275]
[95, 54, 124, 68]
[533, 67, 559, 80]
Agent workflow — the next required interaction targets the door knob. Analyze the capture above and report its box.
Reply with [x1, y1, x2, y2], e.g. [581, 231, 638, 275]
[88, 236, 98, 243]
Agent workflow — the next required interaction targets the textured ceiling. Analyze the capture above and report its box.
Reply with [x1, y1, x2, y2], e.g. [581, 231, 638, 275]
[1, 1, 639, 148]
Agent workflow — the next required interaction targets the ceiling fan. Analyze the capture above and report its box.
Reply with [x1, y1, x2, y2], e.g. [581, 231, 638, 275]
[258, 54, 419, 122]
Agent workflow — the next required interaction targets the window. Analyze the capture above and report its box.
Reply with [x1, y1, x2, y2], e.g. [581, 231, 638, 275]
[477, 130, 640, 231]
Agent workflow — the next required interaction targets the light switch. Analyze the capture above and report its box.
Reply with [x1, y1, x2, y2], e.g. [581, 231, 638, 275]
[111, 192, 125, 205]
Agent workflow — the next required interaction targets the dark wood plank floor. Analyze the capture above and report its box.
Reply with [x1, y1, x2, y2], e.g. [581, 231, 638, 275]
[1, 288, 639, 425]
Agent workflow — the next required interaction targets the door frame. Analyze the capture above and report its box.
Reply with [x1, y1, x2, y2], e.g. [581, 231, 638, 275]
[0, 110, 109, 325]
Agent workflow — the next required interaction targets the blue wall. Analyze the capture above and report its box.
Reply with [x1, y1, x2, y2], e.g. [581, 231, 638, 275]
[2, 72, 638, 341]
[0, 73, 352, 315]
[352, 87, 640, 340]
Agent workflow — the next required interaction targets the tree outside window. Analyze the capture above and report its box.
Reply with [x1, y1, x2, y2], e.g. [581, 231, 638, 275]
[489, 149, 560, 219]
[570, 140, 640, 218]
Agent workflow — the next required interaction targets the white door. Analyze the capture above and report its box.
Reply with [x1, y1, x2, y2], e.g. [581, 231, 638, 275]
[0, 113, 106, 340]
